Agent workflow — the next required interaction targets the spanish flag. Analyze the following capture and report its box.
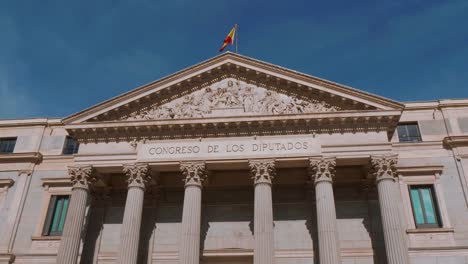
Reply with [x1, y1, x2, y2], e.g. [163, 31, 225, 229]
[219, 25, 237, 52]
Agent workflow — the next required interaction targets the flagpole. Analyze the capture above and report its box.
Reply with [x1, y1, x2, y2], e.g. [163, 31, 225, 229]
[235, 24, 239, 54]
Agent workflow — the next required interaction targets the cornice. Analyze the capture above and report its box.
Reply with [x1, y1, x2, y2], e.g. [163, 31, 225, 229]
[65, 110, 401, 143]
[0, 152, 43, 164]
[397, 165, 444, 175]
[0, 179, 14, 188]
[0, 118, 62, 128]
[392, 141, 444, 149]
[443, 135, 468, 148]
[41, 177, 71, 188]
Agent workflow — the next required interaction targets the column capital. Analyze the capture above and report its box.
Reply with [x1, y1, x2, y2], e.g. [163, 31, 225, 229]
[249, 159, 276, 185]
[370, 155, 398, 183]
[180, 161, 207, 187]
[123, 163, 152, 190]
[309, 157, 336, 185]
[68, 165, 97, 191]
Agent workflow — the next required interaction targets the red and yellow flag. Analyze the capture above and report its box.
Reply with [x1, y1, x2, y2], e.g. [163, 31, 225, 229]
[219, 25, 236, 52]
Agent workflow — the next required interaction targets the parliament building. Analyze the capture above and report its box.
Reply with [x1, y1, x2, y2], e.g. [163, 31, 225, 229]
[1, 52, 468, 264]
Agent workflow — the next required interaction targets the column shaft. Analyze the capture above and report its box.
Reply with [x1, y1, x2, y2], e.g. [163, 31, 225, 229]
[56, 188, 89, 264]
[56, 166, 95, 264]
[249, 159, 276, 264]
[117, 187, 145, 264]
[179, 161, 206, 264]
[254, 183, 275, 264]
[371, 155, 409, 264]
[315, 180, 341, 264]
[310, 157, 341, 264]
[118, 163, 152, 264]
[179, 185, 202, 264]
[377, 178, 409, 264]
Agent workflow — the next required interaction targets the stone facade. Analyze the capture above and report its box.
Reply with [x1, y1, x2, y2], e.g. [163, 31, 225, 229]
[1, 52, 468, 263]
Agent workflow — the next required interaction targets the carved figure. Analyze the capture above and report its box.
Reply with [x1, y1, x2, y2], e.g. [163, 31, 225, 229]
[122, 79, 338, 120]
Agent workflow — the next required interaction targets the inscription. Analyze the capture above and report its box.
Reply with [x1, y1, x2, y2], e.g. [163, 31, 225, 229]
[138, 137, 319, 161]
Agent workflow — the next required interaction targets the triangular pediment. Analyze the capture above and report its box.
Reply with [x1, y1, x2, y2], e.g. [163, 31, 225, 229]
[124, 78, 340, 121]
[63, 52, 403, 124]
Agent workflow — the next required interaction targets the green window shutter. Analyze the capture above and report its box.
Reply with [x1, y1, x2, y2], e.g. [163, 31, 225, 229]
[410, 188, 424, 225]
[50, 198, 64, 233]
[420, 188, 437, 224]
[58, 197, 69, 232]
[409, 186, 441, 228]
[43, 195, 70, 236]
[42, 196, 57, 236]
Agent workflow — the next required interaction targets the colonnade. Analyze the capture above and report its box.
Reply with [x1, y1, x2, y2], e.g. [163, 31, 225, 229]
[56, 155, 409, 264]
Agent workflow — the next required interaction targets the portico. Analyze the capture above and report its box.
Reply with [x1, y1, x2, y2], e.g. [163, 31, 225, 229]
[54, 149, 409, 264]
[54, 52, 409, 263]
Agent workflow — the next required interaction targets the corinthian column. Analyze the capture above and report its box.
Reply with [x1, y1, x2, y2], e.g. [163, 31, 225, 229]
[309, 157, 341, 264]
[249, 159, 276, 264]
[117, 163, 152, 264]
[370, 155, 409, 264]
[56, 166, 96, 264]
[179, 161, 207, 264]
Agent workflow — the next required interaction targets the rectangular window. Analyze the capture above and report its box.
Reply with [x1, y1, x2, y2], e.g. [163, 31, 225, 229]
[42, 195, 70, 236]
[409, 185, 441, 228]
[397, 123, 422, 142]
[62, 137, 79, 155]
[0, 138, 16, 153]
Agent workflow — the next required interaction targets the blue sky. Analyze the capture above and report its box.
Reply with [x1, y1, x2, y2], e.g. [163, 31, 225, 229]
[1, 0, 467, 119]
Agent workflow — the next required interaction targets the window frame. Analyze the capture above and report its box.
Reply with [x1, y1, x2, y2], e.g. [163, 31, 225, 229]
[397, 122, 422, 142]
[408, 185, 442, 229]
[34, 179, 71, 240]
[62, 136, 79, 155]
[42, 195, 70, 236]
[0, 137, 17, 153]
[397, 165, 452, 231]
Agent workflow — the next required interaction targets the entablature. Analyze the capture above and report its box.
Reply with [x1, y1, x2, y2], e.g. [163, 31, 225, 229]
[66, 110, 401, 143]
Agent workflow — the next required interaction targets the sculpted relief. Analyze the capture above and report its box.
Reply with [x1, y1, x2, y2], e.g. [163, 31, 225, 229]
[124, 79, 339, 120]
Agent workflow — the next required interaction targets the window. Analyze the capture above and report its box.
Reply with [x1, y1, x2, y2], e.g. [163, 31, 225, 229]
[397, 123, 422, 142]
[409, 185, 441, 228]
[0, 138, 16, 153]
[62, 137, 79, 155]
[42, 195, 70, 236]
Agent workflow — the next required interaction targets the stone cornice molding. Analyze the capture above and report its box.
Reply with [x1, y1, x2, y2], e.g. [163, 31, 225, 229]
[41, 177, 72, 189]
[68, 165, 97, 191]
[179, 161, 207, 187]
[66, 110, 401, 143]
[0, 118, 62, 128]
[122, 163, 153, 190]
[369, 155, 398, 183]
[397, 165, 444, 176]
[0, 179, 14, 189]
[309, 157, 336, 184]
[443, 136, 468, 148]
[249, 159, 276, 185]
[0, 152, 42, 164]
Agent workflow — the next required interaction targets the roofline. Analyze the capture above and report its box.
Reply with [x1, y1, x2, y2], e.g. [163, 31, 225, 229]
[63, 52, 231, 123]
[63, 52, 404, 124]
[0, 118, 63, 128]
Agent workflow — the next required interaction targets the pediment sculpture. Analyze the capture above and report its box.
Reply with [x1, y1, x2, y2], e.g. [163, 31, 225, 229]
[123, 79, 339, 120]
